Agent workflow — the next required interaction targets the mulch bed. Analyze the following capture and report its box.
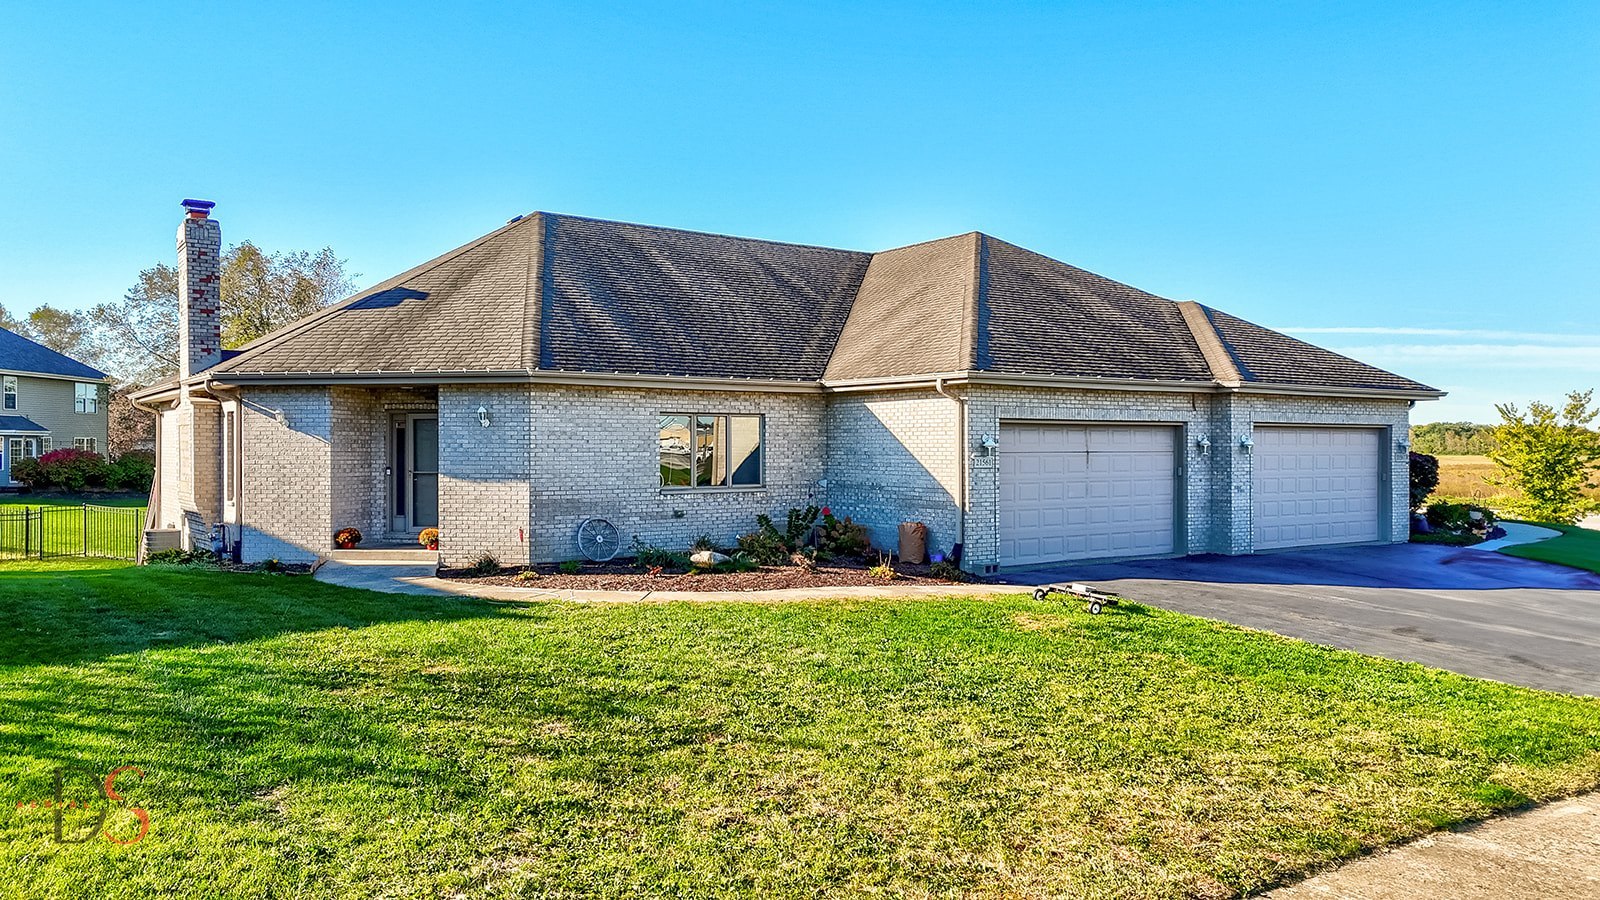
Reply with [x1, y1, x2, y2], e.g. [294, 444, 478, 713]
[440, 559, 980, 591]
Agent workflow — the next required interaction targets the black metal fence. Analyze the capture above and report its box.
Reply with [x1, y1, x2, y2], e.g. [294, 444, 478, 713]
[0, 504, 145, 561]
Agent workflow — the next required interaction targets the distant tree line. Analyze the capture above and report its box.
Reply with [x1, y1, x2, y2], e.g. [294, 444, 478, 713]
[1, 242, 354, 456]
[1409, 421, 1496, 456]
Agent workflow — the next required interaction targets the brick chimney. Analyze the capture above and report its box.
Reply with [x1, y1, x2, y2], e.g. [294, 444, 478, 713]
[177, 199, 222, 377]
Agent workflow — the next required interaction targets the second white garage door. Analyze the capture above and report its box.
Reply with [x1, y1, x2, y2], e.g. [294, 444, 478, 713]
[998, 423, 1177, 566]
[1253, 426, 1382, 550]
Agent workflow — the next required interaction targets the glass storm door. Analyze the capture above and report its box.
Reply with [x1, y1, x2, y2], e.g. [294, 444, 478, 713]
[408, 416, 439, 530]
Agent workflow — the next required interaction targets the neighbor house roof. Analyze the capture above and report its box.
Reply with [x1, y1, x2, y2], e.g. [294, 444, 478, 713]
[0, 415, 49, 433]
[201, 213, 1438, 396]
[0, 327, 108, 381]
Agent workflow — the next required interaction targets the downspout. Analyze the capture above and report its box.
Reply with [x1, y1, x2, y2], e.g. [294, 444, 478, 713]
[128, 392, 165, 563]
[934, 376, 967, 554]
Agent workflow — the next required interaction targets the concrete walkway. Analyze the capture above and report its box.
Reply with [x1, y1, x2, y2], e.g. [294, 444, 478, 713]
[1271, 792, 1600, 899]
[1471, 521, 1562, 553]
[313, 561, 1029, 603]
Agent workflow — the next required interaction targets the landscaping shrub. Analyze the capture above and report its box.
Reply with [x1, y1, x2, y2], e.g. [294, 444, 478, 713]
[690, 534, 719, 552]
[867, 553, 897, 581]
[632, 537, 691, 571]
[108, 452, 155, 491]
[713, 552, 759, 573]
[145, 548, 215, 566]
[1426, 501, 1496, 533]
[10, 449, 109, 491]
[558, 560, 582, 575]
[930, 560, 969, 582]
[735, 528, 789, 566]
[1409, 451, 1439, 511]
[514, 569, 539, 583]
[817, 508, 870, 559]
[466, 552, 501, 576]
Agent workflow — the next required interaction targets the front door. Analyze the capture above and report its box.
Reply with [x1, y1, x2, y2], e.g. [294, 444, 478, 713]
[390, 415, 439, 532]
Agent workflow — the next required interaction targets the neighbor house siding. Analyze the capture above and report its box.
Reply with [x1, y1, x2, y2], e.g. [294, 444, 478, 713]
[526, 385, 828, 563]
[1, 374, 108, 452]
[824, 388, 963, 559]
[237, 386, 333, 563]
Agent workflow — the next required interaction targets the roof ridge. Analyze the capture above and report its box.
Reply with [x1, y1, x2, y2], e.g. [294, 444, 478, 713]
[213, 214, 541, 374]
[535, 211, 871, 257]
[1176, 301, 1244, 385]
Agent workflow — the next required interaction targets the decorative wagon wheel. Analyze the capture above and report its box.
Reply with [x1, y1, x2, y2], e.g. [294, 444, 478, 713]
[576, 517, 620, 562]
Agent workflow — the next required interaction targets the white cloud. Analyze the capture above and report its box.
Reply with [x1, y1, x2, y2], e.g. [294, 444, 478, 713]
[1328, 343, 1600, 371]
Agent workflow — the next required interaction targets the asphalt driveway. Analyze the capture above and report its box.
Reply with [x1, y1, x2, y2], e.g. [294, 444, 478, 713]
[1002, 543, 1600, 695]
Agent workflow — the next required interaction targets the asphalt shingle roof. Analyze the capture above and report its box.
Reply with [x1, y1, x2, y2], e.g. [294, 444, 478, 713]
[0, 415, 49, 433]
[205, 212, 1437, 395]
[0, 327, 108, 380]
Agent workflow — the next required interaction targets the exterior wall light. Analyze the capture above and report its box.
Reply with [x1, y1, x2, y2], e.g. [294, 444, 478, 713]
[977, 433, 1000, 457]
[1196, 435, 1211, 456]
[1397, 437, 1411, 452]
[1239, 435, 1254, 454]
[477, 405, 492, 428]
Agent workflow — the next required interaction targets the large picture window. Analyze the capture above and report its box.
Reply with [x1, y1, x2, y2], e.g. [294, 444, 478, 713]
[659, 414, 763, 488]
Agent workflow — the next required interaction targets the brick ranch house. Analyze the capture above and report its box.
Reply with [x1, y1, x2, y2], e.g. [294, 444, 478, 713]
[132, 201, 1440, 572]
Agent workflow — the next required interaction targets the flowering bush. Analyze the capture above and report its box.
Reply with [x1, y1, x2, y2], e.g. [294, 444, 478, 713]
[334, 527, 363, 548]
[418, 528, 439, 550]
[8, 449, 153, 492]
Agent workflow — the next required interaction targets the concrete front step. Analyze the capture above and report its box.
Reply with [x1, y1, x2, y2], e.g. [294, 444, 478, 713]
[326, 548, 440, 566]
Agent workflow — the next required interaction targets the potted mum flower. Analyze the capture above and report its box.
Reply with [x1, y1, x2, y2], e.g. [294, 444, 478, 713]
[334, 527, 362, 549]
[418, 528, 440, 550]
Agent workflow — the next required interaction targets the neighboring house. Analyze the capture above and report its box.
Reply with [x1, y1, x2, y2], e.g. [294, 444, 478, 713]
[0, 327, 111, 487]
[134, 201, 1441, 570]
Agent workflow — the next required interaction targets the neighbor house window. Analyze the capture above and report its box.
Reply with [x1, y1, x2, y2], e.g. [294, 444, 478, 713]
[39, 437, 51, 454]
[659, 414, 763, 488]
[74, 437, 97, 453]
[74, 382, 98, 414]
[3, 376, 15, 410]
[8, 438, 38, 462]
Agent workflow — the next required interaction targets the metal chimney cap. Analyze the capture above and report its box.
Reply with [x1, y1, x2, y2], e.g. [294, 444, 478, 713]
[181, 199, 217, 212]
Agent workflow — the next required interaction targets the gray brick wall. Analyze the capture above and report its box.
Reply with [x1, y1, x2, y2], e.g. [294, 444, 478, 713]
[824, 389, 962, 557]
[439, 385, 533, 566]
[527, 385, 828, 562]
[237, 387, 333, 563]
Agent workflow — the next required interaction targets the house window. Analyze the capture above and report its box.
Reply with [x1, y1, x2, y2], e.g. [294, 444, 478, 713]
[39, 437, 51, 454]
[74, 437, 98, 453]
[3, 376, 15, 410]
[8, 438, 38, 462]
[74, 382, 99, 414]
[658, 414, 763, 488]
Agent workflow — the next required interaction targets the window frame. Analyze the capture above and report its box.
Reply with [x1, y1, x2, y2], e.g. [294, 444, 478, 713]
[658, 412, 765, 491]
[74, 437, 98, 454]
[74, 382, 99, 414]
[2, 376, 15, 411]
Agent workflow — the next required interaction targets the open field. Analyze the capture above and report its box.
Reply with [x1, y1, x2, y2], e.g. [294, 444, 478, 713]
[1430, 455, 1600, 505]
[2, 560, 1599, 898]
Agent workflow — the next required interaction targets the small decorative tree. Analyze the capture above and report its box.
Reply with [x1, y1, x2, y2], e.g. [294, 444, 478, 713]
[1408, 452, 1439, 512]
[1488, 389, 1600, 524]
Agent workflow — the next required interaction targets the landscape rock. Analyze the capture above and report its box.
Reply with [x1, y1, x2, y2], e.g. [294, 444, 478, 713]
[690, 550, 731, 567]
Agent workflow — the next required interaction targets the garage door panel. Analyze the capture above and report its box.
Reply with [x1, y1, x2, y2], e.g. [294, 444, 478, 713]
[1253, 426, 1381, 551]
[998, 423, 1177, 566]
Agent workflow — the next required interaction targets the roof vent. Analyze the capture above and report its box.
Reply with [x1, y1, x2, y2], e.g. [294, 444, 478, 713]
[181, 198, 216, 219]
[507, 214, 525, 224]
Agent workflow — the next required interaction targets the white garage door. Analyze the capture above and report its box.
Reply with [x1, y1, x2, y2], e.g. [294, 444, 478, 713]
[998, 423, 1177, 566]
[1253, 426, 1382, 550]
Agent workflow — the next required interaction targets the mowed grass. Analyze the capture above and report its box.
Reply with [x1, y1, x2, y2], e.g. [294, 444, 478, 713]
[0, 495, 147, 559]
[2, 562, 1600, 898]
[1432, 455, 1600, 504]
[1501, 523, 1600, 575]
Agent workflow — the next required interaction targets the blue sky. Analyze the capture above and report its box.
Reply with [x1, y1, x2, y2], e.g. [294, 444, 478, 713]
[1, 2, 1594, 422]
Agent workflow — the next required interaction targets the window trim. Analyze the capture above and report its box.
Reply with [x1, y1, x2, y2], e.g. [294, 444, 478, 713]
[2, 376, 15, 411]
[73, 436, 98, 454]
[74, 382, 99, 414]
[658, 412, 765, 492]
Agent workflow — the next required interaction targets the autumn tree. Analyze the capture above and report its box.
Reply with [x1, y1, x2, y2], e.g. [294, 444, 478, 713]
[1488, 389, 1600, 524]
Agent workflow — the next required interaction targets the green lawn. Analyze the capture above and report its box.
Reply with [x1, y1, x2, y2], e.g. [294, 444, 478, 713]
[2, 561, 1599, 898]
[1501, 523, 1600, 574]
[0, 495, 147, 559]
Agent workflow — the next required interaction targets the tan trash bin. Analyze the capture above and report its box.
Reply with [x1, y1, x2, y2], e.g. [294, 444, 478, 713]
[898, 521, 928, 565]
